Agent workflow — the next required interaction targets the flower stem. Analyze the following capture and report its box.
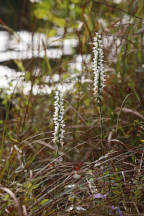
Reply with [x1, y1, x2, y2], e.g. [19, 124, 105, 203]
[99, 100, 104, 155]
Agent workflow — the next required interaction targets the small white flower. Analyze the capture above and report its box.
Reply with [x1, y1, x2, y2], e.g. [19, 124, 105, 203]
[92, 33, 105, 102]
[65, 205, 74, 212]
[75, 206, 86, 211]
[73, 171, 81, 179]
[65, 184, 76, 189]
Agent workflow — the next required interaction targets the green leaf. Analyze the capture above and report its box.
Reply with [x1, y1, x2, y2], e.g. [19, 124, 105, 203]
[52, 16, 66, 27]
[14, 60, 25, 72]
[84, 98, 90, 106]
[71, 0, 79, 3]
[46, 29, 57, 38]
[40, 199, 49, 206]
[3, 194, 10, 201]
[25, 72, 31, 82]
[63, 73, 70, 80]
[9, 82, 13, 87]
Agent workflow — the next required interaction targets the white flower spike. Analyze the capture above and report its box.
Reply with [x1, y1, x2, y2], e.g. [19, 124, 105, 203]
[53, 88, 65, 152]
[92, 33, 105, 103]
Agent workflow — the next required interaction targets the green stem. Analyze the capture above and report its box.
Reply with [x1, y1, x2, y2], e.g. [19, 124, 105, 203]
[99, 100, 104, 155]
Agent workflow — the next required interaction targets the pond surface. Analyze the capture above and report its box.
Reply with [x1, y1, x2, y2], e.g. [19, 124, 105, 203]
[0, 23, 123, 95]
[0, 30, 83, 94]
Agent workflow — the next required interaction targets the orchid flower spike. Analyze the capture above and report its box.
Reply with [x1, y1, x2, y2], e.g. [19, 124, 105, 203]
[53, 87, 65, 153]
[92, 32, 105, 103]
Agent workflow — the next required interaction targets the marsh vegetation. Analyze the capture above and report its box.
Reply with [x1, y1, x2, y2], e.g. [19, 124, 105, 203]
[0, 0, 144, 215]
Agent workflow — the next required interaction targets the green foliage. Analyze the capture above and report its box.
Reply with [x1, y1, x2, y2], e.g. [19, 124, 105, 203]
[34, 0, 66, 27]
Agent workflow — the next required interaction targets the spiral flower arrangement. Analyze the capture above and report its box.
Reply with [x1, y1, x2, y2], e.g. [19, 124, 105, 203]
[92, 33, 105, 103]
[53, 88, 65, 154]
